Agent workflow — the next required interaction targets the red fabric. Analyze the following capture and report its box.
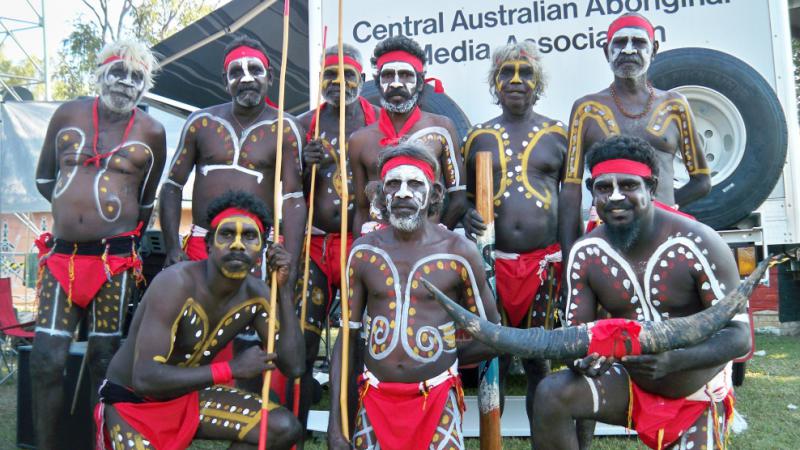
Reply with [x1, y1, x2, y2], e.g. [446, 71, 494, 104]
[361, 376, 461, 450]
[607, 15, 655, 42]
[210, 207, 265, 232]
[100, 55, 123, 66]
[376, 50, 424, 72]
[629, 382, 733, 449]
[590, 159, 652, 178]
[495, 243, 561, 327]
[224, 45, 270, 71]
[424, 77, 445, 93]
[378, 107, 422, 147]
[86, 97, 137, 167]
[211, 361, 233, 385]
[588, 318, 642, 358]
[40, 253, 141, 309]
[183, 235, 208, 261]
[265, 97, 278, 108]
[305, 96, 377, 143]
[380, 155, 435, 182]
[323, 54, 363, 73]
[654, 201, 696, 221]
[309, 233, 354, 307]
[95, 391, 200, 450]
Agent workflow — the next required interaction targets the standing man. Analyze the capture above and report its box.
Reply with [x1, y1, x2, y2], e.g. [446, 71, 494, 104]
[534, 136, 748, 450]
[295, 43, 379, 429]
[160, 35, 305, 274]
[461, 41, 566, 444]
[98, 191, 305, 450]
[328, 143, 501, 450]
[32, 40, 166, 449]
[349, 35, 468, 235]
[559, 13, 710, 254]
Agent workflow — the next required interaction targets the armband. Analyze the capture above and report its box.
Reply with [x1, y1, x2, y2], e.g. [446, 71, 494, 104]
[339, 319, 362, 330]
[210, 361, 233, 384]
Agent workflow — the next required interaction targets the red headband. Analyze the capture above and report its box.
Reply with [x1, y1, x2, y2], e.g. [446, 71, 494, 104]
[380, 156, 435, 182]
[376, 50, 424, 72]
[591, 159, 652, 179]
[100, 55, 123, 66]
[224, 45, 270, 72]
[210, 207, 266, 233]
[323, 54, 363, 73]
[607, 15, 655, 42]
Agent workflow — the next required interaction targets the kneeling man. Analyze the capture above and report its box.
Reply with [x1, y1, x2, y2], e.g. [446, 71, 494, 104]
[98, 191, 304, 450]
[328, 143, 501, 450]
[534, 136, 749, 450]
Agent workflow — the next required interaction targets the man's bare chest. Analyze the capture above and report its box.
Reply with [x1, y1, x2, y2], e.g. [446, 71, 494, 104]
[55, 126, 154, 173]
[565, 234, 726, 323]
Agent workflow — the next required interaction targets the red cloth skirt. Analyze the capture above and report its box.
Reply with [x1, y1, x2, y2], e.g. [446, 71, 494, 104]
[494, 243, 561, 327]
[308, 232, 353, 307]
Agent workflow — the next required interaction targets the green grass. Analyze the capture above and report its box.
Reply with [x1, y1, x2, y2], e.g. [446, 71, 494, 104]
[3, 335, 798, 448]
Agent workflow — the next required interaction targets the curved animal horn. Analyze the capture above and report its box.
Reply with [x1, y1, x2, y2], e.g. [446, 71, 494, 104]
[638, 258, 770, 353]
[422, 257, 770, 359]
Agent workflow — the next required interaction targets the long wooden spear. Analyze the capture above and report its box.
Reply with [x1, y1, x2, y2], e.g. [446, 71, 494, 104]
[293, 24, 328, 421]
[336, 0, 352, 439]
[475, 152, 502, 450]
[259, 1, 291, 448]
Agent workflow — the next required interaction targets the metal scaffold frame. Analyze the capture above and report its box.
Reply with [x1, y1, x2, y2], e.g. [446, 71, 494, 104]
[0, 0, 49, 101]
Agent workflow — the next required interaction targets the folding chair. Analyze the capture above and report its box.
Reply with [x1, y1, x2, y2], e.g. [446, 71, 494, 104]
[0, 278, 34, 384]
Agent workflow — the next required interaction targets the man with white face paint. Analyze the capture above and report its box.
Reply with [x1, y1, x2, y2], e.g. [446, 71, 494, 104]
[328, 143, 501, 450]
[295, 44, 380, 435]
[159, 34, 306, 403]
[32, 39, 166, 449]
[559, 13, 711, 257]
[349, 35, 468, 236]
[534, 136, 748, 450]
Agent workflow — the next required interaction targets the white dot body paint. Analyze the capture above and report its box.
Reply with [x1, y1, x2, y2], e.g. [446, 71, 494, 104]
[226, 57, 267, 87]
[379, 61, 417, 95]
[384, 164, 430, 232]
[608, 27, 653, 79]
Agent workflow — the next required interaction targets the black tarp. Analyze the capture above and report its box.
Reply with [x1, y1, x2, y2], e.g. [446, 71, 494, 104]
[151, 0, 310, 114]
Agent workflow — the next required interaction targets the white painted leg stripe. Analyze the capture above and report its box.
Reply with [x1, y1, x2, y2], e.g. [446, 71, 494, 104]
[35, 327, 72, 337]
[583, 375, 600, 413]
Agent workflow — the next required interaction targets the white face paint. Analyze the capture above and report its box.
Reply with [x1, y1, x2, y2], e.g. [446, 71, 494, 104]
[98, 60, 146, 113]
[384, 164, 430, 232]
[379, 61, 417, 94]
[609, 177, 625, 202]
[226, 57, 267, 87]
[608, 27, 653, 79]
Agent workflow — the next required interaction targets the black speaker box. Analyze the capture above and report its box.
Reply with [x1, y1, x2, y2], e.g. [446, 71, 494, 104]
[17, 342, 93, 449]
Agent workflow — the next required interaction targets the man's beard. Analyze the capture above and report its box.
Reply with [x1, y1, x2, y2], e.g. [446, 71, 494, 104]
[389, 211, 423, 232]
[323, 86, 361, 107]
[235, 88, 263, 107]
[99, 85, 139, 114]
[605, 216, 642, 253]
[381, 92, 419, 114]
[611, 54, 651, 79]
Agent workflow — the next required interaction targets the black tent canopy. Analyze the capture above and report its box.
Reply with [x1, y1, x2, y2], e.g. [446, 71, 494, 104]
[151, 0, 310, 114]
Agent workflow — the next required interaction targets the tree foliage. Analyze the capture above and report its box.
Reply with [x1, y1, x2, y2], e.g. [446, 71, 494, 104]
[53, 0, 220, 100]
[0, 46, 44, 100]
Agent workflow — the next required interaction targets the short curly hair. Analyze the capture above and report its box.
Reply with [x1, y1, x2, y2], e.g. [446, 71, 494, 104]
[205, 191, 272, 236]
[487, 41, 547, 105]
[585, 135, 659, 189]
[376, 142, 443, 218]
[371, 35, 426, 71]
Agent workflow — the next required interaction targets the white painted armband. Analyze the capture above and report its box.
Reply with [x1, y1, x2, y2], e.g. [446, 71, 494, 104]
[163, 178, 184, 189]
[282, 191, 304, 200]
[446, 185, 467, 193]
[339, 319, 362, 330]
[36, 178, 56, 184]
[140, 200, 156, 209]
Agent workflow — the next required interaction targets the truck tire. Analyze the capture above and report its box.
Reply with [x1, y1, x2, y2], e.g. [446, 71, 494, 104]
[360, 80, 472, 142]
[648, 48, 788, 230]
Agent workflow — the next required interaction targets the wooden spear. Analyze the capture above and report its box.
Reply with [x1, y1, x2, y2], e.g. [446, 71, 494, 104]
[336, 0, 352, 439]
[475, 152, 502, 449]
[293, 25, 328, 423]
[259, 1, 291, 448]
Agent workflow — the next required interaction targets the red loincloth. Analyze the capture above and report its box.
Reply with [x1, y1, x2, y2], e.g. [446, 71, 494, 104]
[35, 227, 142, 309]
[495, 243, 561, 327]
[587, 319, 642, 358]
[182, 225, 209, 261]
[629, 380, 734, 450]
[95, 391, 200, 450]
[359, 365, 464, 450]
[308, 233, 354, 307]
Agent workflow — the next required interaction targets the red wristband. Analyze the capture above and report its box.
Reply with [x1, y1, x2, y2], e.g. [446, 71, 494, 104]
[210, 361, 233, 385]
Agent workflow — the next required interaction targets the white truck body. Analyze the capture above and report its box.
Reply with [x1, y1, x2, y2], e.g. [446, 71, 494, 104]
[309, 0, 800, 247]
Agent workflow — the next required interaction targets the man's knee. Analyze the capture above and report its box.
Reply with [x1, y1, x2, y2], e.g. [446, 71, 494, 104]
[267, 410, 302, 448]
[534, 371, 582, 412]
